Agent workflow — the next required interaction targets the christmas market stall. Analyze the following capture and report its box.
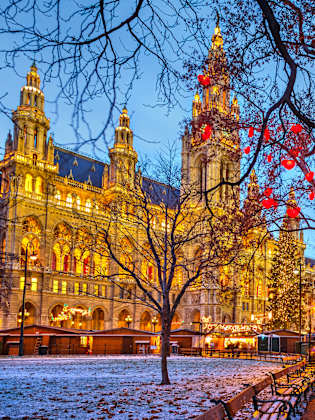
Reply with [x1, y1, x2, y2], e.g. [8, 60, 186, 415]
[257, 329, 302, 354]
[203, 322, 262, 352]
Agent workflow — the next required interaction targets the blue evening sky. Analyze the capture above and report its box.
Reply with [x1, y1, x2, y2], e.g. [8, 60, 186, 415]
[0, 23, 313, 258]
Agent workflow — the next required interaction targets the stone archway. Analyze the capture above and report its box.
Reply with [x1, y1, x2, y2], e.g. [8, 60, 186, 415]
[140, 311, 151, 331]
[118, 309, 131, 328]
[18, 302, 36, 326]
[92, 308, 105, 330]
[50, 304, 66, 328]
[72, 306, 88, 329]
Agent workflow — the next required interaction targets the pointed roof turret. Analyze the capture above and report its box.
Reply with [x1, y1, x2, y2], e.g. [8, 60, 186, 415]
[211, 16, 223, 51]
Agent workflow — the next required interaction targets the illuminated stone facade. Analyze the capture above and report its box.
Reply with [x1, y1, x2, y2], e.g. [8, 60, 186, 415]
[0, 26, 311, 332]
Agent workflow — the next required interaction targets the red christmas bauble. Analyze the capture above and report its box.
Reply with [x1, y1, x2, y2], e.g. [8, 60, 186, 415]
[286, 207, 300, 218]
[244, 146, 251, 154]
[248, 127, 254, 138]
[262, 198, 277, 209]
[197, 74, 210, 86]
[309, 191, 315, 201]
[264, 188, 272, 197]
[305, 171, 314, 182]
[201, 124, 212, 140]
[281, 159, 296, 170]
[291, 124, 302, 134]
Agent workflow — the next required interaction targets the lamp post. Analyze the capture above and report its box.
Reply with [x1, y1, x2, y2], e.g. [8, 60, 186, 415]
[19, 242, 37, 356]
[125, 315, 132, 328]
[152, 316, 158, 332]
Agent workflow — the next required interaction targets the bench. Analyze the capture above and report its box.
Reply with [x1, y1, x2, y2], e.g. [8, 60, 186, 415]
[195, 362, 314, 420]
[196, 385, 293, 420]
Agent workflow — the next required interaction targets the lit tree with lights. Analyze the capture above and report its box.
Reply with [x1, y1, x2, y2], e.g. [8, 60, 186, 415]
[267, 191, 304, 331]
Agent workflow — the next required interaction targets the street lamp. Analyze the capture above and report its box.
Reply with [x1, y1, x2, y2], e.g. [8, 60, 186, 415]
[19, 242, 37, 357]
[152, 316, 158, 332]
[125, 315, 132, 328]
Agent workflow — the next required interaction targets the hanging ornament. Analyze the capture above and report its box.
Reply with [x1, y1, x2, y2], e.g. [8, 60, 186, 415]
[264, 188, 273, 197]
[197, 74, 210, 86]
[262, 198, 278, 209]
[248, 127, 254, 138]
[264, 128, 270, 142]
[286, 206, 300, 218]
[309, 191, 315, 201]
[291, 124, 302, 134]
[201, 124, 212, 140]
[244, 146, 251, 155]
[266, 154, 272, 163]
[281, 159, 296, 170]
[305, 171, 314, 182]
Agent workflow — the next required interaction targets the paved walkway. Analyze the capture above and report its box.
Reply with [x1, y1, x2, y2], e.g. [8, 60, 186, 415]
[302, 393, 315, 420]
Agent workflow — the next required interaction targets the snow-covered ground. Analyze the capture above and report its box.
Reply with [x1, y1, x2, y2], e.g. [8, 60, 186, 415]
[0, 356, 282, 419]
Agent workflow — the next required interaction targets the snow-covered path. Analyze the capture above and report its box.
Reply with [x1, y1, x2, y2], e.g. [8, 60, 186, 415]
[0, 356, 281, 419]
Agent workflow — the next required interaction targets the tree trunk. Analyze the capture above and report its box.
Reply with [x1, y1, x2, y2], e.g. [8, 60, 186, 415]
[160, 319, 171, 385]
[232, 289, 238, 323]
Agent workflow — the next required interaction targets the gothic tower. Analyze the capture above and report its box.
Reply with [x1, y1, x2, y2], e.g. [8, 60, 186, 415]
[11, 63, 51, 162]
[181, 21, 241, 205]
[109, 107, 138, 188]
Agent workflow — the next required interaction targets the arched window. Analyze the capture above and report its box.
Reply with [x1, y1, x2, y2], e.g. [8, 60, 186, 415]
[66, 193, 73, 208]
[76, 196, 81, 210]
[140, 311, 152, 331]
[26, 93, 30, 105]
[54, 222, 72, 242]
[85, 199, 92, 213]
[18, 302, 36, 326]
[25, 174, 33, 192]
[35, 177, 43, 195]
[92, 308, 105, 330]
[34, 95, 38, 106]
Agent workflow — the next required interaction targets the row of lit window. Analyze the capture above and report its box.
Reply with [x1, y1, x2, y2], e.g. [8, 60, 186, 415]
[56, 191, 95, 213]
[52, 280, 108, 297]
[24, 174, 95, 213]
[19, 276, 108, 297]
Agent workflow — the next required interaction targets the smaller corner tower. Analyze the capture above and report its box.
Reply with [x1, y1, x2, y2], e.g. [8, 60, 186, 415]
[12, 63, 50, 161]
[109, 107, 138, 188]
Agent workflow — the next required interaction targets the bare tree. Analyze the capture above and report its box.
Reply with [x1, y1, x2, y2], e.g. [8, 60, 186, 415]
[57, 145, 264, 384]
